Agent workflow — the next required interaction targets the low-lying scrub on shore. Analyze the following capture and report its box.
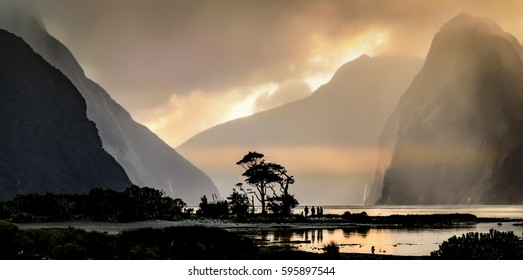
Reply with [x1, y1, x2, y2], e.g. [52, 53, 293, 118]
[1, 220, 259, 259]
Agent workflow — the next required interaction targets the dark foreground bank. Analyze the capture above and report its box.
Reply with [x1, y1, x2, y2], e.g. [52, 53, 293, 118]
[2, 220, 355, 260]
[2, 219, 523, 260]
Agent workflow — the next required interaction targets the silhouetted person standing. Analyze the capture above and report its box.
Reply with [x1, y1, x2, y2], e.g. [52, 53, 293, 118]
[304, 206, 309, 218]
[311, 206, 316, 217]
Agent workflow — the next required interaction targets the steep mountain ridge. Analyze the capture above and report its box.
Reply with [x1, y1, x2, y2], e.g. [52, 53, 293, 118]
[0, 1, 219, 204]
[0, 29, 130, 199]
[377, 13, 523, 204]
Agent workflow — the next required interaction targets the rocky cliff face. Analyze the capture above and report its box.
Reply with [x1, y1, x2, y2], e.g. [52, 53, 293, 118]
[0, 1, 219, 204]
[377, 14, 523, 204]
[0, 29, 130, 199]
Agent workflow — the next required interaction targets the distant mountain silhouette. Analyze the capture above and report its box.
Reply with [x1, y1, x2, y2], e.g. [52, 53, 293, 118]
[0, 29, 130, 199]
[375, 14, 523, 204]
[179, 55, 423, 204]
[0, 1, 219, 204]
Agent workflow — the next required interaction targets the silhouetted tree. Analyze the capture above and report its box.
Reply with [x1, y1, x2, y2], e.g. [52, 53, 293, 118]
[236, 152, 280, 214]
[198, 195, 209, 216]
[266, 162, 297, 216]
[236, 151, 299, 216]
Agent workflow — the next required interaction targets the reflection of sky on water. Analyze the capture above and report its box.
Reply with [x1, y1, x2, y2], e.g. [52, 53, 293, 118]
[256, 223, 523, 256]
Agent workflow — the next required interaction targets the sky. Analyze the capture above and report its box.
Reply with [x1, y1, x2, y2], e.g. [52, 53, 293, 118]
[36, 0, 523, 147]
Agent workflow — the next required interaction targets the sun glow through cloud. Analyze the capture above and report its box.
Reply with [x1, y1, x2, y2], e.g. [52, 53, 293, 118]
[220, 83, 279, 123]
[140, 28, 392, 147]
[304, 28, 390, 91]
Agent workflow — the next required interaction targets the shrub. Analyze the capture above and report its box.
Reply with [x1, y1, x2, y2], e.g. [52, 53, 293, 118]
[431, 229, 523, 259]
[198, 195, 229, 218]
[0, 220, 23, 259]
[323, 241, 340, 258]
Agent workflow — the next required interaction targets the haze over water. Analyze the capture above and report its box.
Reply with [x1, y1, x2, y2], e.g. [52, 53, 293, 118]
[314, 205, 523, 219]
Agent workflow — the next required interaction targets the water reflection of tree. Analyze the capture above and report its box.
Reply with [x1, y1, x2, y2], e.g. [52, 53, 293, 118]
[343, 227, 370, 238]
[272, 230, 293, 242]
[256, 230, 271, 242]
[317, 229, 323, 243]
[291, 229, 324, 244]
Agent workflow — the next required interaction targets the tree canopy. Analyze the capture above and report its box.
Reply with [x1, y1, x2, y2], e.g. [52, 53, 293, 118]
[236, 151, 298, 215]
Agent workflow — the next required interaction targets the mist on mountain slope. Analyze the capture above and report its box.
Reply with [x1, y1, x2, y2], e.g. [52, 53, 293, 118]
[372, 14, 523, 205]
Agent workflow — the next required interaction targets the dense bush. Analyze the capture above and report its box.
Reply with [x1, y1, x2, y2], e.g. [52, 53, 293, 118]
[1, 186, 186, 222]
[198, 195, 229, 218]
[267, 195, 298, 217]
[322, 241, 340, 258]
[431, 229, 523, 259]
[227, 189, 251, 218]
[341, 211, 369, 223]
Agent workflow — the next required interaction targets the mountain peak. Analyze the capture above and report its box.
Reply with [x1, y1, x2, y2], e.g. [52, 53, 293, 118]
[376, 14, 523, 204]
[1, 0, 220, 205]
[441, 13, 503, 35]
[0, 0, 45, 32]
[0, 29, 131, 199]
[421, 13, 523, 79]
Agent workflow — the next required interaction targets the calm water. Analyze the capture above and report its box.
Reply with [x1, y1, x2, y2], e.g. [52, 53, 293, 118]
[248, 222, 523, 256]
[286, 205, 523, 255]
[16, 205, 523, 256]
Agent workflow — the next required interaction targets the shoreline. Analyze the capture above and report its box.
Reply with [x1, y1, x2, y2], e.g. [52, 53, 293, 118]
[15, 213, 523, 232]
